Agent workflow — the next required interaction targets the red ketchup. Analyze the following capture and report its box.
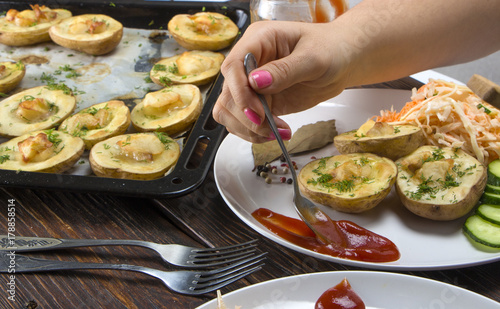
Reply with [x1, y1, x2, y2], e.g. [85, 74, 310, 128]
[252, 208, 400, 262]
[315, 278, 365, 309]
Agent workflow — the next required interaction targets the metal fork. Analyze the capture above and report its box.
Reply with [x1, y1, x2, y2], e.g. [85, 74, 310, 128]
[0, 252, 265, 295]
[244, 53, 344, 245]
[0, 235, 259, 268]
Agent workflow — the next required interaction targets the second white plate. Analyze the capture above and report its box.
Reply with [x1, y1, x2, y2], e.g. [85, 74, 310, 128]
[214, 88, 500, 270]
[197, 271, 500, 309]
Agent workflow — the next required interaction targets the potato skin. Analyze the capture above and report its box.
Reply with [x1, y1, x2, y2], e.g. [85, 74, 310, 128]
[395, 146, 487, 221]
[89, 133, 180, 180]
[0, 61, 25, 93]
[0, 8, 72, 46]
[49, 14, 123, 55]
[0, 130, 84, 173]
[298, 153, 398, 213]
[131, 85, 203, 136]
[334, 124, 425, 161]
[59, 100, 131, 150]
[168, 12, 239, 51]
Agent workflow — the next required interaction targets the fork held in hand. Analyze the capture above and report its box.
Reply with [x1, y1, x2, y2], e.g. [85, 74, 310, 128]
[0, 235, 259, 268]
[244, 52, 343, 245]
[0, 252, 266, 295]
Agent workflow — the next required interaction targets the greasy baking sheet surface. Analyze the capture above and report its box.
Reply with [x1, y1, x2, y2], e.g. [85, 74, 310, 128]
[0, 0, 249, 197]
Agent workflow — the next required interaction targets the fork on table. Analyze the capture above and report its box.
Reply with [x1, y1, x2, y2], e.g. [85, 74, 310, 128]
[0, 252, 266, 295]
[0, 235, 259, 268]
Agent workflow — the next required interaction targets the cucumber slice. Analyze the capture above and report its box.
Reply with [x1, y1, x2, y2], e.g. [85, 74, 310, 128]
[463, 215, 500, 248]
[477, 204, 500, 225]
[481, 192, 500, 205]
[487, 159, 500, 186]
[485, 183, 500, 194]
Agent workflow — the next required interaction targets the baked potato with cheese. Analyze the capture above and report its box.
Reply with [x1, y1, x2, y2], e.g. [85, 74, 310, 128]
[298, 153, 398, 213]
[168, 12, 239, 51]
[0, 5, 72, 46]
[0, 61, 25, 93]
[334, 119, 425, 161]
[89, 132, 180, 180]
[395, 145, 487, 221]
[49, 14, 123, 55]
[0, 85, 76, 137]
[131, 84, 202, 136]
[150, 50, 224, 86]
[0, 129, 84, 173]
[59, 100, 131, 149]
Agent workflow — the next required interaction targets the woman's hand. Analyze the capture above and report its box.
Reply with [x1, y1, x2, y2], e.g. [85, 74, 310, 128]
[212, 21, 350, 143]
[213, 0, 500, 144]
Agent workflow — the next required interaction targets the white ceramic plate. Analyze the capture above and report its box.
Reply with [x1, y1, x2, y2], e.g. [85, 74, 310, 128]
[214, 88, 500, 270]
[196, 271, 500, 309]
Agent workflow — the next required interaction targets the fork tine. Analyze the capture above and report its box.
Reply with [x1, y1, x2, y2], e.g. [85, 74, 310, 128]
[191, 246, 257, 258]
[190, 264, 264, 295]
[191, 239, 258, 254]
[189, 250, 257, 266]
[197, 253, 266, 283]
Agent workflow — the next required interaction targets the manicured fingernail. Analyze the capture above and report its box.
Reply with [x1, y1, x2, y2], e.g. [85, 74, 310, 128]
[267, 128, 292, 141]
[244, 108, 262, 125]
[250, 70, 272, 89]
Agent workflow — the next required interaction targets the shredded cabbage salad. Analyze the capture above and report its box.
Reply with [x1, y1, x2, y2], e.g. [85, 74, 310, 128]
[376, 79, 500, 164]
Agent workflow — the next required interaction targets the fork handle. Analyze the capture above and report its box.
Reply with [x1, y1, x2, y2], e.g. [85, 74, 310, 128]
[0, 253, 144, 273]
[0, 235, 155, 252]
[1, 252, 146, 273]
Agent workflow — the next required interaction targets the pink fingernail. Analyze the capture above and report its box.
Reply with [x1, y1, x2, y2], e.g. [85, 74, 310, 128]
[250, 70, 272, 89]
[267, 128, 292, 141]
[244, 108, 262, 125]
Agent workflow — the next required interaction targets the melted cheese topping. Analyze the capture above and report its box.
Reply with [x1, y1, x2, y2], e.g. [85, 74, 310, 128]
[90, 133, 181, 179]
[0, 86, 76, 137]
[301, 153, 397, 198]
[5, 5, 58, 28]
[396, 146, 485, 204]
[0, 130, 84, 172]
[17, 132, 53, 162]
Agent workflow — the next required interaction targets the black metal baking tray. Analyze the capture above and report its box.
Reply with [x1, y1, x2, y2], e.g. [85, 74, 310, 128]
[0, 0, 249, 197]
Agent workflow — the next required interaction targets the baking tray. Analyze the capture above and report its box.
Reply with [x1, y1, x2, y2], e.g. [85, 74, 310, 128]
[0, 0, 250, 197]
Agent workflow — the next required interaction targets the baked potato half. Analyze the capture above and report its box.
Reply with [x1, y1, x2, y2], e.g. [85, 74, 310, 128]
[0, 5, 72, 46]
[150, 50, 224, 86]
[0, 129, 84, 173]
[89, 132, 180, 180]
[298, 153, 398, 213]
[49, 14, 123, 55]
[131, 84, 202, 136]
[168, 12, 239, 51]
[334, 119, 425, 161]
[59, 100, 131, 149]
[0, 85, 76, 137]
[395, 145, 487, 221]
[0, 61, 25, 93]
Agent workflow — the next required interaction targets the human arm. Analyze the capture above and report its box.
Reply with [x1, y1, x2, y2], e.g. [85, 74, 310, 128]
[212, 0, 500, 143]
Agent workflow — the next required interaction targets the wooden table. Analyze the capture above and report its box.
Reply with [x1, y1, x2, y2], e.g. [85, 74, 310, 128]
[1, 78, 500, 308]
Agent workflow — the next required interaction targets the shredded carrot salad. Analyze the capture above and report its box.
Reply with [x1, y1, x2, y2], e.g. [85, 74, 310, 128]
[375, 79, 500, 165]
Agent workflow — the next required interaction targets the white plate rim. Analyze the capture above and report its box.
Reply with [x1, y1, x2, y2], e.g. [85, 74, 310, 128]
[196, 270, 500, 309]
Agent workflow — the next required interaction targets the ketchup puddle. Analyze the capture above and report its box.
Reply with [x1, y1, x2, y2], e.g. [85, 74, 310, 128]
[252, 208, 400, 263]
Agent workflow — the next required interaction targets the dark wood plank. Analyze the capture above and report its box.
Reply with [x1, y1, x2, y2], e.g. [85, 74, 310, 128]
[0, 188, 218, 308]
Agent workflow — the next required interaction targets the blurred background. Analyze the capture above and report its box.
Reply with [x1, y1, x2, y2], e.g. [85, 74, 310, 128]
[348, 0, 500, 85]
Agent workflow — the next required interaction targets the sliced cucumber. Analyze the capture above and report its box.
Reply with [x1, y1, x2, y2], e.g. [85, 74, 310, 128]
[481, 192, 500, 205]
[463, 215, 500, 248]
[485, 183, 500, 194]
[477, 204, 500, 225]
[487, 159, 500, 186]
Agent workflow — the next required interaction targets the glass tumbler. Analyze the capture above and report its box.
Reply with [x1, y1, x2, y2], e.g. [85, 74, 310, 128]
[250, 0, 348, 23]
